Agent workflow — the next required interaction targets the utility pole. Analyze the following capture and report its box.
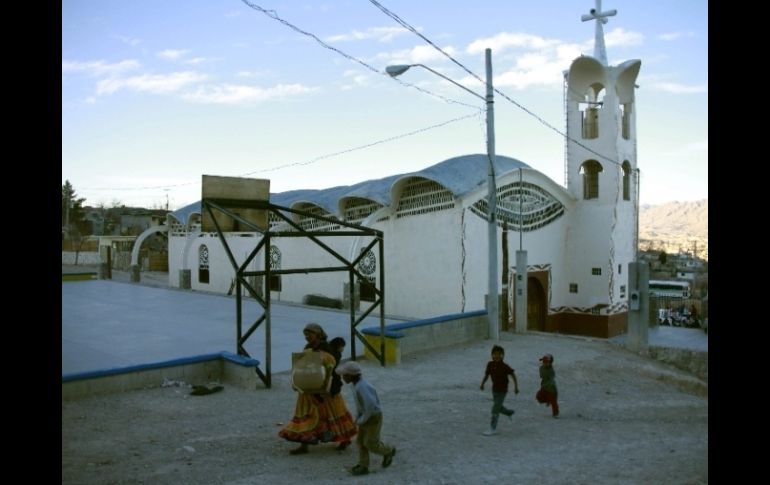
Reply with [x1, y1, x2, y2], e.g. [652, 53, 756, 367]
[484, 48, 499, 341]
[502, 221, 509, 331]
[514, 167, 528, 333]
[385, 48, 499, 339]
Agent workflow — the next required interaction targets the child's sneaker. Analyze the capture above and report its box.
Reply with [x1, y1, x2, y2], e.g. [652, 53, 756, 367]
[351, 465, 369, 476]
[506, 410, 514, 421]
[483, 428, 497, 436]
[382, 447, 396, 468]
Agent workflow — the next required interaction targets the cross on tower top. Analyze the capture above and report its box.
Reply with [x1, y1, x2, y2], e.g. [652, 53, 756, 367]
[581, 0, 617, 65]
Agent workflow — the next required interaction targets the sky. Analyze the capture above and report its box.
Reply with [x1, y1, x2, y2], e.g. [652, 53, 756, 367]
[62, 0, 708, 211]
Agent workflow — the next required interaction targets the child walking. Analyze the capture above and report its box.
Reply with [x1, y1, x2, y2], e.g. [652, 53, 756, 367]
[328, 337, 352, 451]
[480, 345, 519, 436]
[536, 353, 559, 418]
[335, 361, 397, 476]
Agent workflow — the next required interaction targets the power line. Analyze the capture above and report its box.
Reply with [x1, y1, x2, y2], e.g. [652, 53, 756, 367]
[241, 112, 480, 176]
[368, 0, 485, 85]
[81, 3, 486, 195]
[81, 112, 480, 192]
[82, 180, 199, 192]
[240, 0, 480, 111]
[367, 0, 626, 169]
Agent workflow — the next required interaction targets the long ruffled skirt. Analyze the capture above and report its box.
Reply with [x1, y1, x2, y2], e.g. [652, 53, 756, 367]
[279, 393, 357, 444]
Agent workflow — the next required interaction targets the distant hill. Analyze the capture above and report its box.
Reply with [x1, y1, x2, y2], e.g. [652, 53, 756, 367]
[639, 200, 708, 260]
[640, 200, 707, 239]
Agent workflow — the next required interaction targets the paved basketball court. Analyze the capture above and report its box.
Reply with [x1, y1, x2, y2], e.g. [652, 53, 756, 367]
[62, 271, 707, 378]
[62, 279, 405, 377]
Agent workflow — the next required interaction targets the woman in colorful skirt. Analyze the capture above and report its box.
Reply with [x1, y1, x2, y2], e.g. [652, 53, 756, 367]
[279, 323, 357, 454]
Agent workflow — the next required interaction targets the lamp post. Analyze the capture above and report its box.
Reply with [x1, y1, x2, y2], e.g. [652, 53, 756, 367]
[387, 48, 499, 340]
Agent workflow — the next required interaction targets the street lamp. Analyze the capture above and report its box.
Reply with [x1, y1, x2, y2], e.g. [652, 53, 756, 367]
[387, 48, 499, 341]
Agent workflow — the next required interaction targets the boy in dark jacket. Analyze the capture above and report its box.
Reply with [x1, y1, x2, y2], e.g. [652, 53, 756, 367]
[480, 345, 519, 435]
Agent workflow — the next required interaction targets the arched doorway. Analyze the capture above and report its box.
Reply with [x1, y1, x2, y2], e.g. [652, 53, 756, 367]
[527, 277, 547, 331]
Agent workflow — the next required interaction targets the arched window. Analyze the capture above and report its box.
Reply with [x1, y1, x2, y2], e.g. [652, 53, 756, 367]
[343, 198, 383, 225]
[198, 245, 209, 284]
[620, 103, 631, 140]
[269, 245, 281, 291]
[395, 177, 454, 219]
[580, 83, 605, 139]
[580, 160, 603, 200]
[622, 161, 632, 201]
[295, 203, 340, 231]
[357, 249, 377, 302]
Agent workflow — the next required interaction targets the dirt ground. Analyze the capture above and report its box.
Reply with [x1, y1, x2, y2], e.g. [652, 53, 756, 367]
[62, 332, 708, 484]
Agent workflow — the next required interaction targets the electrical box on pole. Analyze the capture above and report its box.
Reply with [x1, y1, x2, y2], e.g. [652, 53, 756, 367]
[627, 262, 649, 352]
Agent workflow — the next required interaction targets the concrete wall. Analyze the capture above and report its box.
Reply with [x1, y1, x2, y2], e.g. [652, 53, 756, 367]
[376, 209, 464, 318]
[648, 346, 708, 383]
[273, 235, 356, 304]
[399, 313, 488, 356]
[62, 352, 262, 400]
[167, 169, 584, 322]
[549, 311, 628, 339]
[164, 160, 635, 339]
[362, 311, 488, 364]
[62, 251, 101, 265]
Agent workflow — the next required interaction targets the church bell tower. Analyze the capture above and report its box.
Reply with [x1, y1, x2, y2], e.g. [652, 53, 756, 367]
[563, 0, 641, 334]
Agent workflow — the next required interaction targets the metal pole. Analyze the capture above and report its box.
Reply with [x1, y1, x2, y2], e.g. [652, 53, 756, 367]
[485, 48, 499, 341]
[501, 221, 509, 331]
[385, 53, 497, 339]
[519, 168, 523, 250]
[516, 166, 529, 333]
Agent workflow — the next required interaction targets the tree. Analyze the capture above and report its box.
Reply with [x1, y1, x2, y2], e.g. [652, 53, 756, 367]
[96, 200, 124, 236]
[658, 251, 668, 265]
[104, 199, 124, 235]
[62, 180, 87, 236]
[62, 181, 92, 264]
[69, 225, 87, 265]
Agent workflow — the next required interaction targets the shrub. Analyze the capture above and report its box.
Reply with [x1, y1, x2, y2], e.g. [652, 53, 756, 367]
[303, 294, 342, 309]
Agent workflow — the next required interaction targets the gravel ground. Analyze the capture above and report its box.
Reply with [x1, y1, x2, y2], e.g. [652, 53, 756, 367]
[62, 332, 708, 484]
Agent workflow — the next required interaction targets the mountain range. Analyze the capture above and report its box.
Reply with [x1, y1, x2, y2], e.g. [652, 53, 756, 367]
[638, 199, 708, 260]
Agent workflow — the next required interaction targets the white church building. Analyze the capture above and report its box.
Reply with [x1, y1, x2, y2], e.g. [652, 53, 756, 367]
[165, 3, 640, 339]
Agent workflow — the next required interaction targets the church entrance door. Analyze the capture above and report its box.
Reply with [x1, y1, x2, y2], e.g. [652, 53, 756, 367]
[527, 277, 546, 331]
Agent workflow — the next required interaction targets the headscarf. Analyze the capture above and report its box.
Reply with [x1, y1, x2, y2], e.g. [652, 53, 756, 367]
[303, 322, 328, 340]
